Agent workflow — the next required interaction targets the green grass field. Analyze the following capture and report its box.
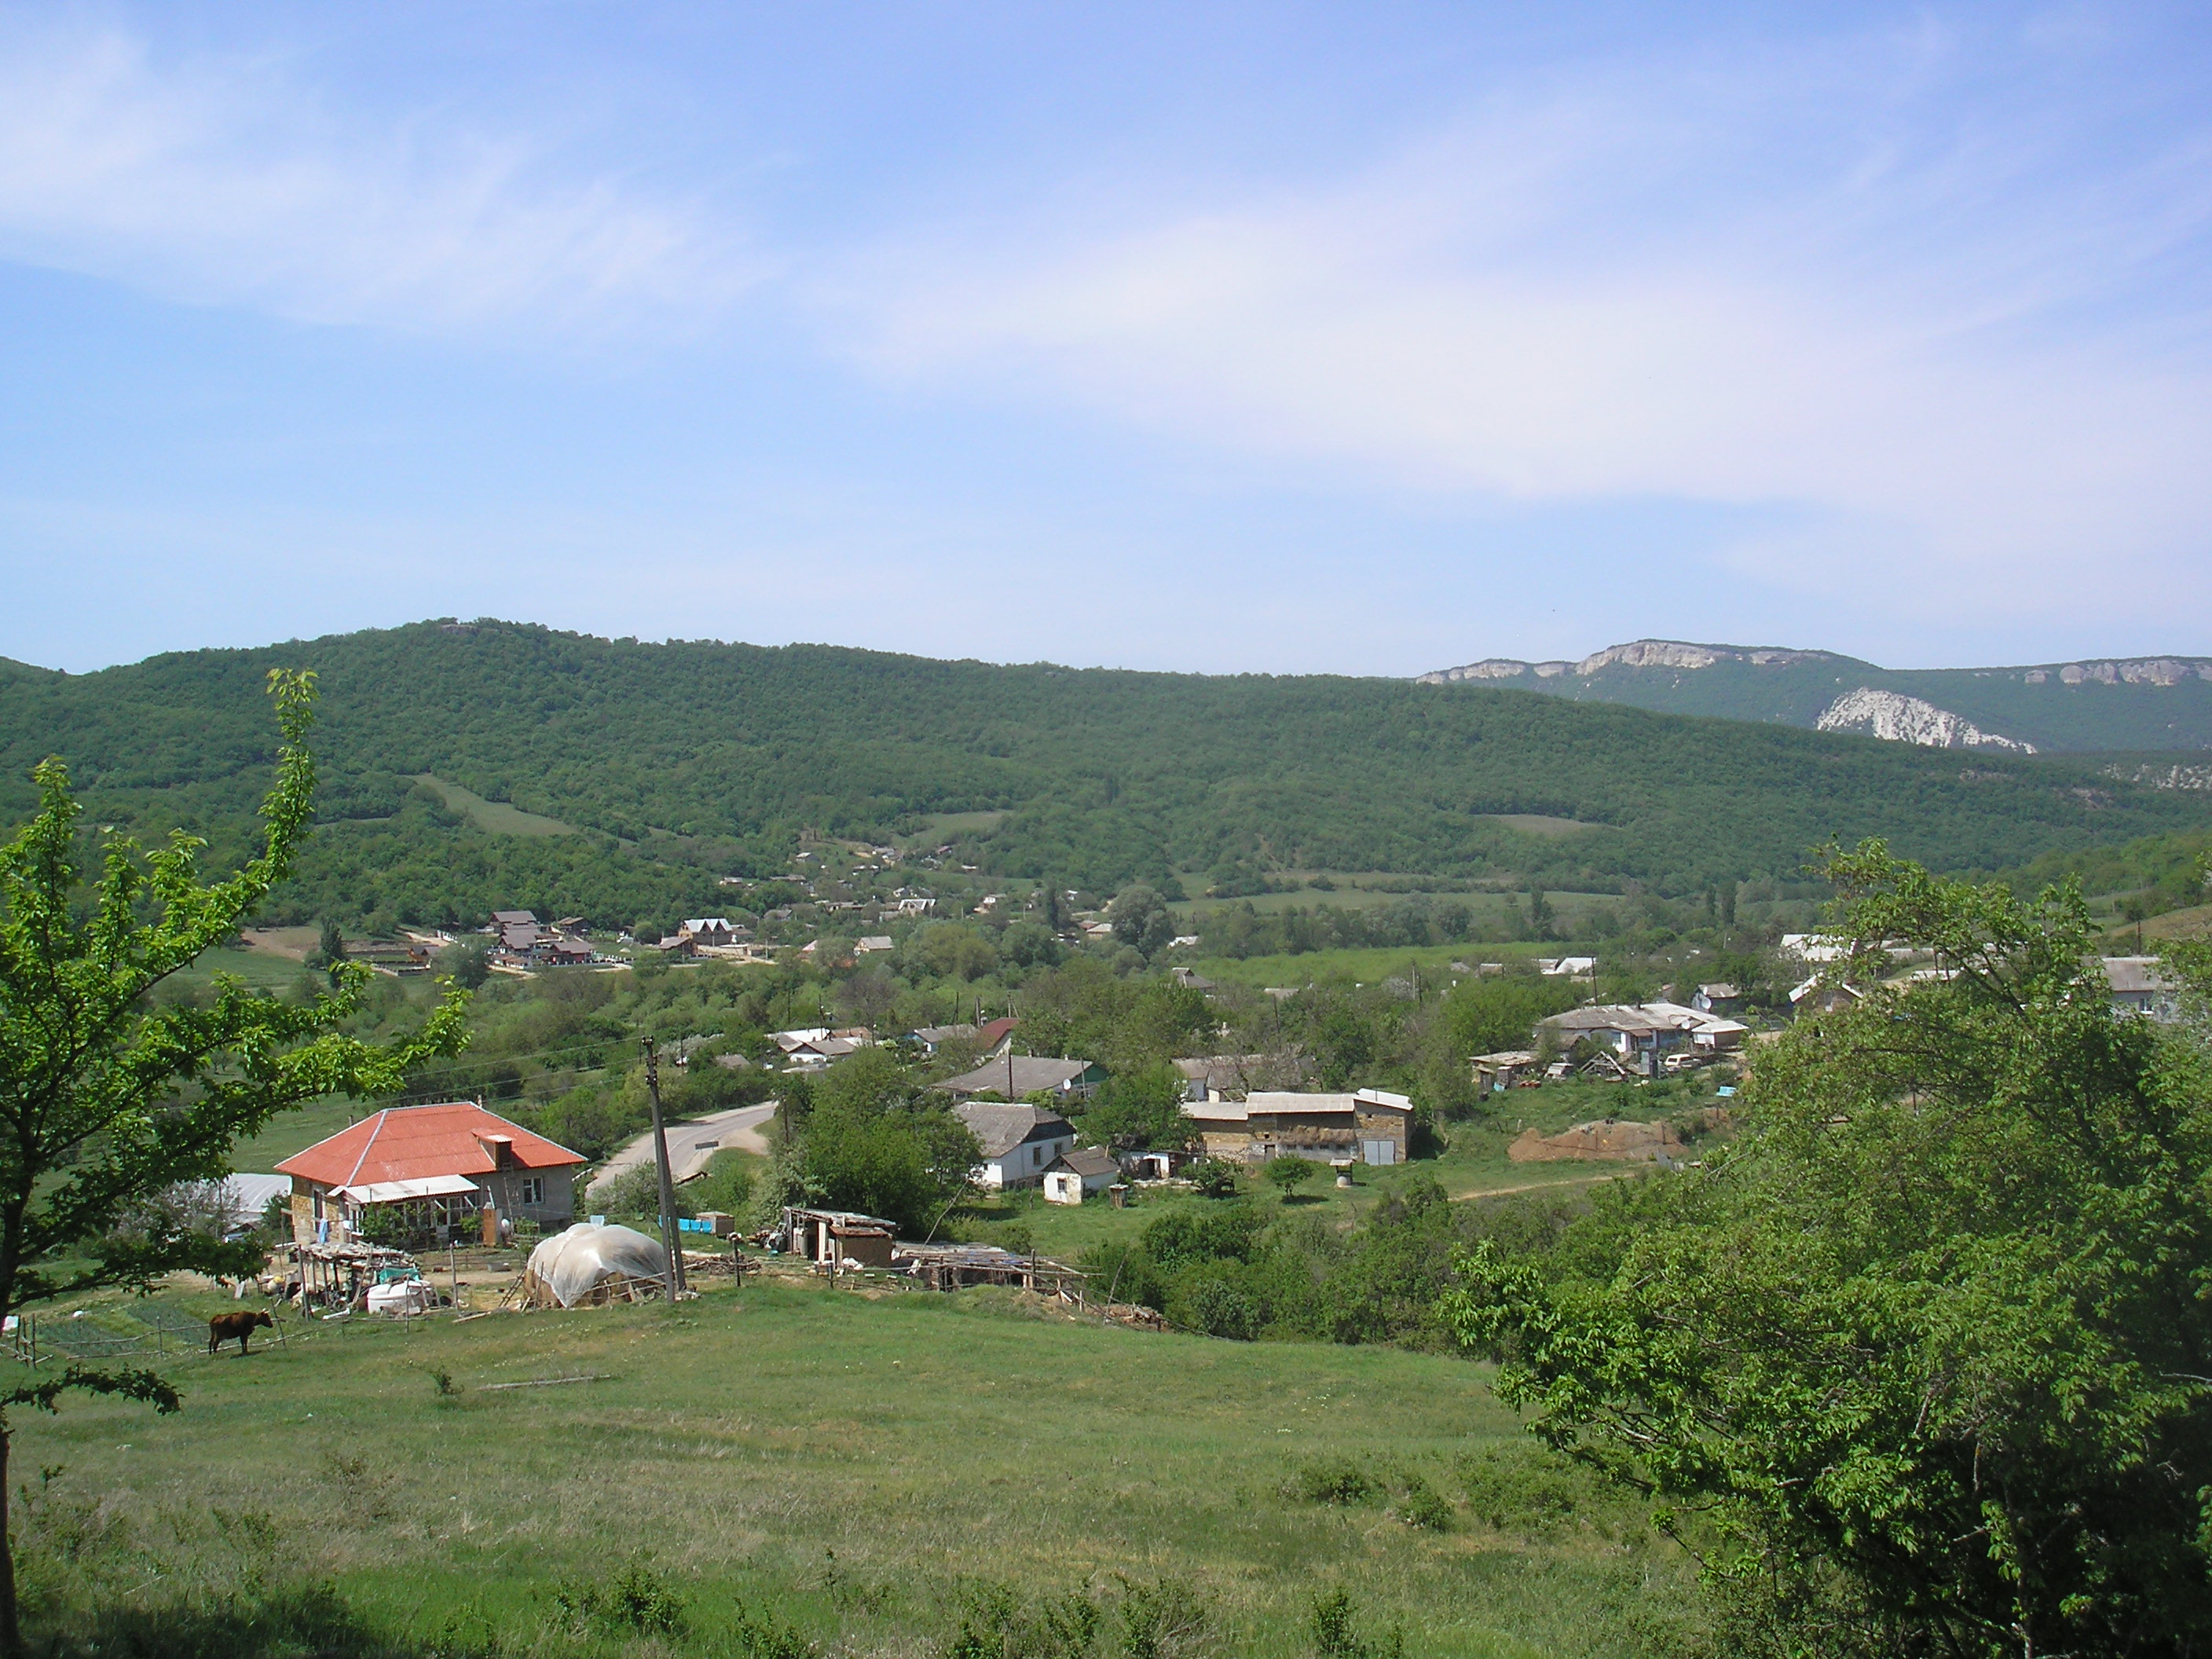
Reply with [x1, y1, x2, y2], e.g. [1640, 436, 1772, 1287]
[1187, 942, 1598, 991]
[230, 1097, 374, 1171]
[413, 774, 579, 837]
[20, 1275, 1701, 1658]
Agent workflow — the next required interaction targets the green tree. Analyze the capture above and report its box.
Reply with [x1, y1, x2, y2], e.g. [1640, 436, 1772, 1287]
[1109, 884, 1176, 959]
[1263, 1155, 1324, 1197]
[0, 672, 468, 1654]
[1082, 1062, 1191, 1150]
[767, 1046, 980, 1234]
[314, 914, 346, 969]
[1448, 842, 2212, 1657]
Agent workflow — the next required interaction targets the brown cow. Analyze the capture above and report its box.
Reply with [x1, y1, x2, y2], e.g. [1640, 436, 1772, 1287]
[208, 1310, 274, 1356]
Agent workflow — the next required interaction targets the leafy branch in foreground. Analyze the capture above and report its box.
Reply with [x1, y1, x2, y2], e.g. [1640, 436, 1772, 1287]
[1448, 840, 2212, 1659]
[0, 669, 469, 1654]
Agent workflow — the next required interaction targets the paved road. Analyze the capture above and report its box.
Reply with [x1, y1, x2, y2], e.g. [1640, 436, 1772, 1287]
[586, 1101, 777, 1197]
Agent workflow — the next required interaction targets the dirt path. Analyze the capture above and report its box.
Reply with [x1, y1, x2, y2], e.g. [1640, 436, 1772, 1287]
[1448, 1170, 1631, 1202]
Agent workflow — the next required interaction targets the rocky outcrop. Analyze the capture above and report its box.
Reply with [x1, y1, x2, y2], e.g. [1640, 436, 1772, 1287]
[1419, 639, 1840, 685]
[2106, 761, 2212, 791]
[2027, 659, 2212, 687]
[1814, 688, 2034, 753]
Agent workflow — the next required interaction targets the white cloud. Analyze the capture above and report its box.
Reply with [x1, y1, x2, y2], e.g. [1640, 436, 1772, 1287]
[833, 35, 2212, 624]
[0, 20, 759, 335]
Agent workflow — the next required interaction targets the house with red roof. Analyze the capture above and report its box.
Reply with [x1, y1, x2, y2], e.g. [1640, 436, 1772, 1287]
[275, 1101, 587, 1247]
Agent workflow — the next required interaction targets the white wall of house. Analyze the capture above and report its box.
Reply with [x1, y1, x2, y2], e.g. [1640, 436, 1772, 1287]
[977, 1133, 1075, 1190]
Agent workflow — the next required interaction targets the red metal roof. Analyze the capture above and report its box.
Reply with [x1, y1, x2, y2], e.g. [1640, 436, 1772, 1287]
[275, 1102, 585, 1188]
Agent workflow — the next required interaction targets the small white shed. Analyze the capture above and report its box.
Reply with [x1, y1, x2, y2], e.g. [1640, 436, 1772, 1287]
[1042, 1147, 1121, 1205]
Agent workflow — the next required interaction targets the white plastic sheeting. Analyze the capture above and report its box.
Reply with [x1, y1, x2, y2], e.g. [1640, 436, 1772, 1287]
[366, 1280, 437, 1316]
[518, 1222, 668, 1307]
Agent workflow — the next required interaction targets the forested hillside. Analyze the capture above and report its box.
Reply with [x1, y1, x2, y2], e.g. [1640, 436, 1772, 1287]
[2, 619, 2208, 929]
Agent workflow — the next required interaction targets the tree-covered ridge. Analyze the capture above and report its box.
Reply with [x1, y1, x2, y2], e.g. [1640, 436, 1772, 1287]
[2, 618, 2208, 927]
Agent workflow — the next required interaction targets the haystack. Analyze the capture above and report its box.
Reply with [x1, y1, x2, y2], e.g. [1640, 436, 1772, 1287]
[517, 1221, 669, 1307]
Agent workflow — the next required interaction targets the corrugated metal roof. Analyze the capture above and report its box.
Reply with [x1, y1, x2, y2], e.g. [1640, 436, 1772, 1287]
[276, 1103, 584, 1188]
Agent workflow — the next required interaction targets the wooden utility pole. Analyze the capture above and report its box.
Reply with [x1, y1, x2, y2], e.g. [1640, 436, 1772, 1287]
[640, 1036, 687, 1299]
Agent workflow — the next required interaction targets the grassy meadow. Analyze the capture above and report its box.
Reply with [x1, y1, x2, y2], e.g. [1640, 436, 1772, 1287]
[20, 1276, 1702, 1658]
[413, 774, 580, 838]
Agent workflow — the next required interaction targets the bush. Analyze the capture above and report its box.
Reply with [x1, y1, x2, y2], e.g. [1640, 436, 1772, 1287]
[1115, 1576, 1218, 1659]
[1171, 1273, 1261, 1340]
[1188, 1159, 1240, 1198]
[1263, 1156, 1324, 1196]
[730, 1598, 821, 1659]
[591, 1162, 681, 1222]
[1392, 1475, 1452, 1531]
[1285, 1458, 1373, 1506]
[1309, 1589, 1403, 1659]
[551, 1560, 687, 1636]
[1455, 1444, 1602, 1536]
[937, 1582, 1099, 1659]
[687, 1148, 757, 1217]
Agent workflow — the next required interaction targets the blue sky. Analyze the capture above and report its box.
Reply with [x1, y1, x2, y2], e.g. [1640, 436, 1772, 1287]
[3, 2, 2210, 675]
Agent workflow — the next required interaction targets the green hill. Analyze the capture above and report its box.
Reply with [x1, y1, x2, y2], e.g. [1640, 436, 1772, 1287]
[1419, 640, 2212, 753]
[2, 619, 2208, 929]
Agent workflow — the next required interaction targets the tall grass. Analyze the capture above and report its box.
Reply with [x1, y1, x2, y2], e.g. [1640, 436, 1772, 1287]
[17, 1280, 1703, 1657]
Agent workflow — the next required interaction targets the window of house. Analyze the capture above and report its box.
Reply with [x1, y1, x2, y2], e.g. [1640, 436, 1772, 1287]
[519, 1177, 545, 1207]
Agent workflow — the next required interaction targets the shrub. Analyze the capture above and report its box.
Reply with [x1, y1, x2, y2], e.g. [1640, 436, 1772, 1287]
[1392, 1475, 1452, 1531]
[1285, 1458, 1373, 1506]
[1263, 1156, 1324, 1196]
[1172, 1274, 1260, 1340]
[552, 1559, 687, 1636]
[1309, 1589, 1403, 1659]
[936, 1581, 1100, 1659]
[1455, 1444, 1599, 1536]
[731, 1597, 821, 1659]
[1187, 1159, 1240, 1198]
[1116, 1576, 1218, 1659]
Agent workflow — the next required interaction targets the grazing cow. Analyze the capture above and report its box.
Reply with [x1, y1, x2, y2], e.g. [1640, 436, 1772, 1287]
[208, 1309, 275, 1356]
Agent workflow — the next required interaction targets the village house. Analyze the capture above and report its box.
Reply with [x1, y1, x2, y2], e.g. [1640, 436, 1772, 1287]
[1181, 1088, 1415, 1166]
[275, 1102, 585, 1247]
[1042, 1147, 1121, 1204]
[1171, 1053, 1309, 1102]
[953, 1101, 1078, 1189]
[2103, 958, 2180, 1021]
[1789, 979, 1865, 1015]
[935, 1054, 1107, 1103]
[1536, 1002, 1748, 1071]
[486, 909, 592, 966]
[910, 1016, 1018, 1058]
[676, 917, 749, 947]
[1689, 983, 1745, 1016]
[773, 1027, 874, 1067]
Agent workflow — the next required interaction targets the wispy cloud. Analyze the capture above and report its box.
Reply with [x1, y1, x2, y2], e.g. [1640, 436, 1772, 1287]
[833, 27, 2212, 622]
[0, 19, 760, 335]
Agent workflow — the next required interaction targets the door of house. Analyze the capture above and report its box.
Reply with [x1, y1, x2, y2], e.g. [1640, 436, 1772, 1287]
[1359, 1138, 1396, 1166]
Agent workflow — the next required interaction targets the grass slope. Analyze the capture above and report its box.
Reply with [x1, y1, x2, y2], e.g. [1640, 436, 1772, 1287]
[22, 1280, 1696, 1657]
